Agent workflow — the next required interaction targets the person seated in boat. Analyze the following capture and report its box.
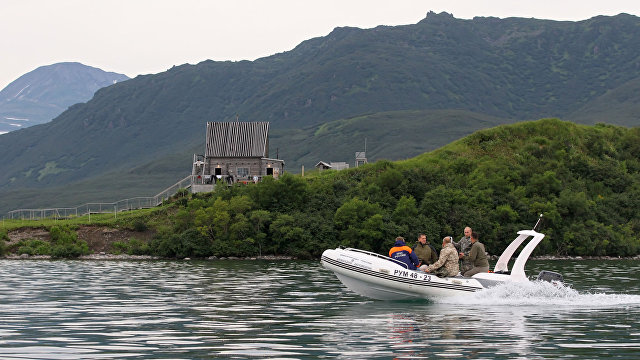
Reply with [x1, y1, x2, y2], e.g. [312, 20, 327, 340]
[459, 231, 490, 277]
[413, 233, 438, 267]
[389, 236, 421, 270]
[421, 236, 460, 277]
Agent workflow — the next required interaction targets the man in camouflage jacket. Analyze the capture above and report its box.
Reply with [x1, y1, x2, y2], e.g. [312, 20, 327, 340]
[422, 236, 460, 277]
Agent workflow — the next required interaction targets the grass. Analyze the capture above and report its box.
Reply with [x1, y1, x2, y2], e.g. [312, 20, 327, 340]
[0, 207, 164, 232]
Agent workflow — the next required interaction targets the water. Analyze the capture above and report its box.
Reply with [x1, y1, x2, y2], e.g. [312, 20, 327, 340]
[0, 259, 639, 359]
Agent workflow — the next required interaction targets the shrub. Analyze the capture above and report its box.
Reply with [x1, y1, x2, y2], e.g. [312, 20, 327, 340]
[176, 228, 212, 258]
[111, 241, 129, 255]
[49, 226, 90, 259]
[17, 245, 33, 256]
[150, 233, 179, 258]
[0, 229, 7, 256]
[51, 243, 89, 258]
[149, 229, 211, 258]
[132, 220, 148, 232]
[127, 237, 150, 255]
[175, 188, 189, 198]
[14, 239, 51, 256]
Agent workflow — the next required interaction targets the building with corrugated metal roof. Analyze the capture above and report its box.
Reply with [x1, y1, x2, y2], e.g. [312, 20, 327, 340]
[192, 122, 284, 187]
[315, 161, 349, 171]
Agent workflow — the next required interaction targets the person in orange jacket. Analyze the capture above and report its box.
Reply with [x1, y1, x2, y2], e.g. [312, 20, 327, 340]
[389, 236, 420, 270]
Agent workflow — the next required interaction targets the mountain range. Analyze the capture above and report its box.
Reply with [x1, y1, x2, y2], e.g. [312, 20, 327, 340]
[0, 62, 128, 134]
[1, 11, 640, 215]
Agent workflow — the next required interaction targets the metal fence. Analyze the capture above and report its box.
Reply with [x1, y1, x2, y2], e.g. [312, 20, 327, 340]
[4, 175, 197, 221]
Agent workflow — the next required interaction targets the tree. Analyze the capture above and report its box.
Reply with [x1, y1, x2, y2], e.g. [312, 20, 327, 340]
[250, 210, 272, 256]
[334, 198, 385, 250]
[269, 213, 308, 255]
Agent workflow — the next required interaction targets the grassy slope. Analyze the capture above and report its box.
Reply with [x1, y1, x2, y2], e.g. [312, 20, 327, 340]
[271, 109, 514, 170]
[567, 76, 640, 126]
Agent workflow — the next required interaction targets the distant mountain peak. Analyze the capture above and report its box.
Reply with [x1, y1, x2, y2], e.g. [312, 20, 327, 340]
[0, 62, 129, 133]
[426, 10, 454, 18]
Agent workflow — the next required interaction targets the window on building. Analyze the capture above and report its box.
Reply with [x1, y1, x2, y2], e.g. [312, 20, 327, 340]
[237, 167, 249, 178]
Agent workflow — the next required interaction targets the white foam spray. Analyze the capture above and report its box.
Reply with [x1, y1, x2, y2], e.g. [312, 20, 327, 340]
[435, 280, 640, 308]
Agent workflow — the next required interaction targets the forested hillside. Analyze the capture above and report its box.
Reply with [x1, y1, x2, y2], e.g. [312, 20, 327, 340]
[142, 119, 640, 259]
[2, 12, 640, 213]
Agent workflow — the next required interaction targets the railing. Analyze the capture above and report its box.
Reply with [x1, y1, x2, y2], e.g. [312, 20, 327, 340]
[152, 175, 196, 206]
[4, 175, 197, 221]
[190, 174, 268, 185]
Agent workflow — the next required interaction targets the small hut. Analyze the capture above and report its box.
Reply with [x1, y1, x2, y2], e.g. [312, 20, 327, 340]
[192, 122, 284, 188]
[315, 161, 332, 171]
[315, 161, 350, 171]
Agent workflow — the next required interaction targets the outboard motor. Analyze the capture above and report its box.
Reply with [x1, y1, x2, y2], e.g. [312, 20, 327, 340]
[536, 270, 564, 284]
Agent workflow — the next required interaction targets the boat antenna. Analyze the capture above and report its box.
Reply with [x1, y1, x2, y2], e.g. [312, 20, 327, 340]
[533, 213, 544, 231]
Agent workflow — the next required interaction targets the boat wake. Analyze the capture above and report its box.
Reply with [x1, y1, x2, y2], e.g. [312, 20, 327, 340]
[436, 280, 640, 307]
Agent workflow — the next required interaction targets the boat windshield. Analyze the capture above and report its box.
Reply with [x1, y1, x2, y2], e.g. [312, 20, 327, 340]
[344, 248, 410, 269]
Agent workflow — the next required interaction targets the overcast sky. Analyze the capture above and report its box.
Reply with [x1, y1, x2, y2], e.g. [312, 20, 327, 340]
[2, 0, 639, 89]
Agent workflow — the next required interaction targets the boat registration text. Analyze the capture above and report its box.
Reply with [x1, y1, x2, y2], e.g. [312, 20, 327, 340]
[394, 269, 431, 281]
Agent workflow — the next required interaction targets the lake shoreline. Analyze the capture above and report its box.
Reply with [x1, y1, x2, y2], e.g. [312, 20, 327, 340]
[1, 253, 296, 261]
[2, 253, 639, 261]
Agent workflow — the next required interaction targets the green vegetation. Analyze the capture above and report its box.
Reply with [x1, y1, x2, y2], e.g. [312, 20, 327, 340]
[148, 120, 640, 258]
[0, 207, 162, 232]
[567, 77, 640, 126]
[0, 228, 8, 256]
[3, 14, 640, 214]
[8, 226, 90, 258]
[126, 120, 640, 258]
[2, 119, 640, 259]
[15, 239, 51, 256]
[48, 226, 89, 258]
[111, 238, 150, 255]
[1, 208, 167, 258]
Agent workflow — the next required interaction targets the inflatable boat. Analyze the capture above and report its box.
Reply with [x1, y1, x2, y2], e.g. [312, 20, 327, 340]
[321, 224, 562, 300]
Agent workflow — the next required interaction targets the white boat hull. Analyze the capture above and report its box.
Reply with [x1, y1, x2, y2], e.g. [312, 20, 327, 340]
[322, 248, 483, 300]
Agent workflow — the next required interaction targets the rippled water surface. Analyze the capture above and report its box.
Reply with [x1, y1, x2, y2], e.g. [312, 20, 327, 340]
[0, 259, 639, 359]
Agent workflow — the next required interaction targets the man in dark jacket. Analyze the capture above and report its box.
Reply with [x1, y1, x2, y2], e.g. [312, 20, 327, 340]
[389, 236, 420, 270]
[413, 234, 438, 267]
[454, 226, 473, 274]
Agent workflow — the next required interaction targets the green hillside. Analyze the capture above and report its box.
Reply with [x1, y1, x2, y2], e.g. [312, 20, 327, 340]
[567, 76, 640, 126]
[7, 119, 637, 259]
[2, 12, 640, 212]
[152, 119, 640, 258]
[272, 109, 512, 170]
